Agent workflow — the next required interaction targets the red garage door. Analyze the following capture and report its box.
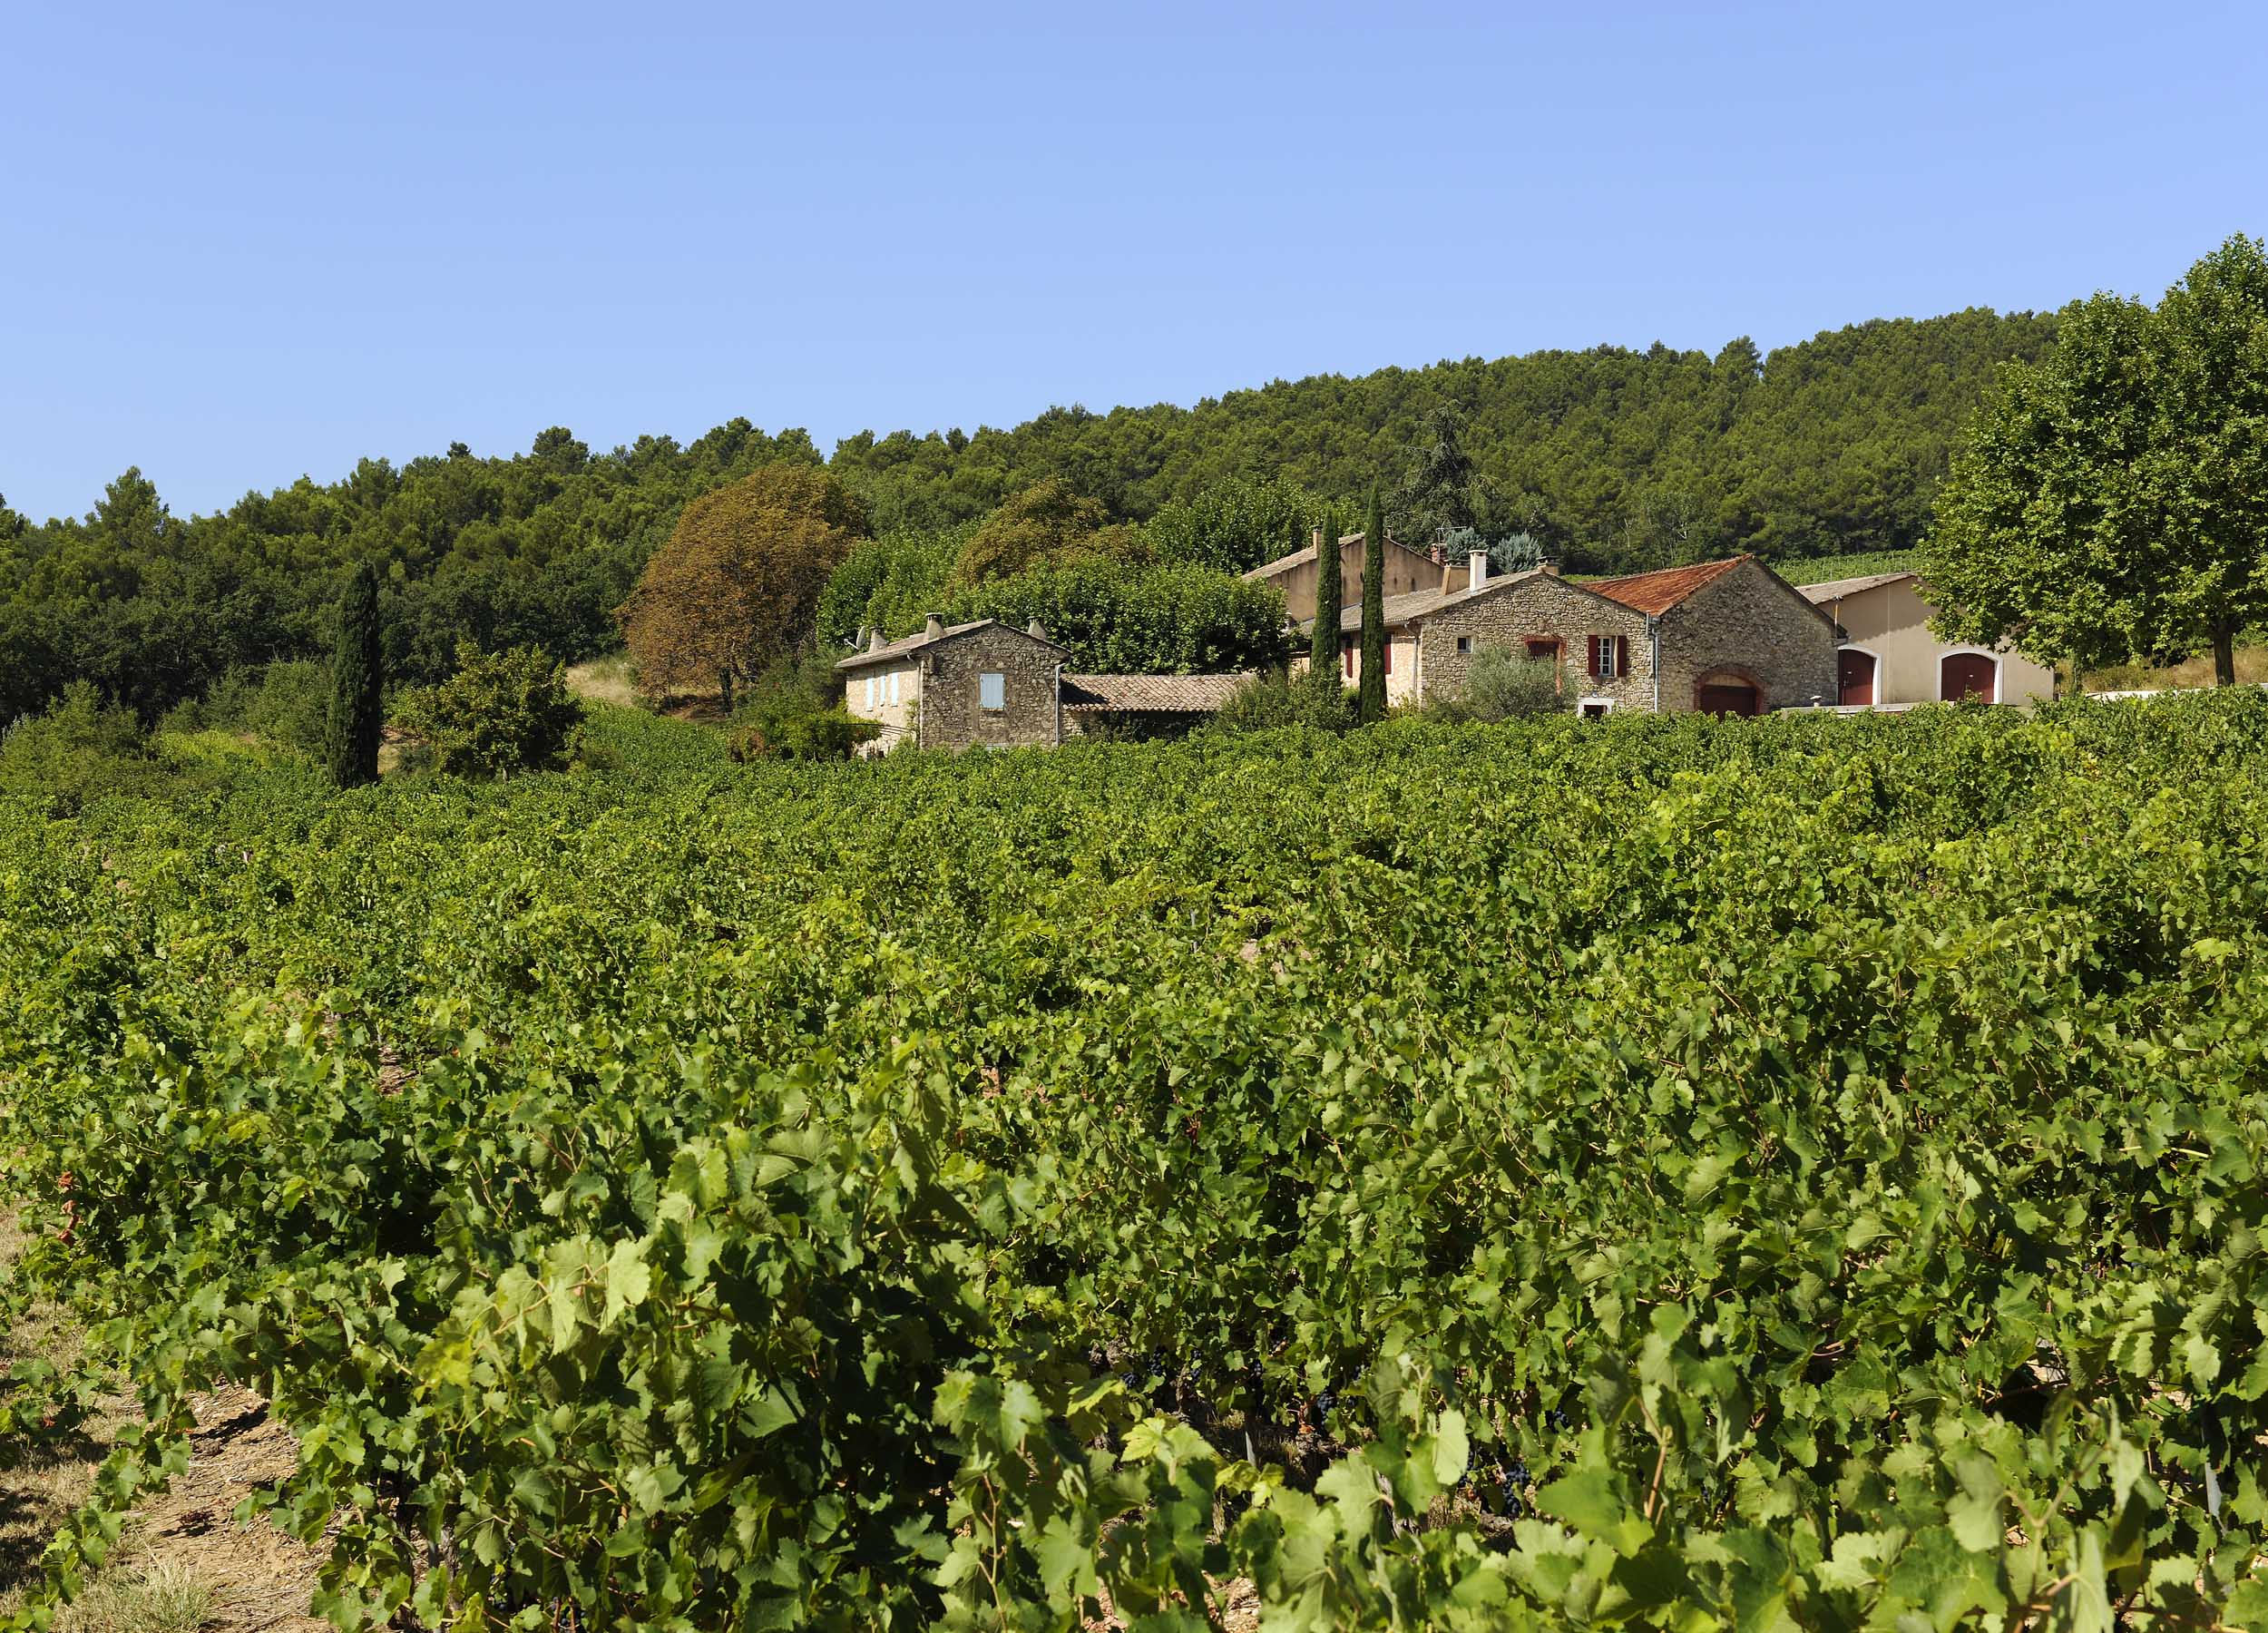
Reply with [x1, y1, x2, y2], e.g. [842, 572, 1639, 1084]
[1696, 678, 1760, 717]
[1838, 649, 1876, 707]
[1941, 652, 1997, 702]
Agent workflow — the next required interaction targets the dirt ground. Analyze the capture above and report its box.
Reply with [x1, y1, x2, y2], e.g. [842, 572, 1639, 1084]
[0, 1219, 326, 1633]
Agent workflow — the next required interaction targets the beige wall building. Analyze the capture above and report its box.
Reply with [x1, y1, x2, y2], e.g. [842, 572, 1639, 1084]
[1801, 572, 2057, 707]
[1244, 530, 1468, 624]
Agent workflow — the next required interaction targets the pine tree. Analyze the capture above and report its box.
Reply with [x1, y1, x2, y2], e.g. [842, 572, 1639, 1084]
[1358, 486, 1387, 723]
[1308, 506, 1341, 695]
[326, 559, 385, 787]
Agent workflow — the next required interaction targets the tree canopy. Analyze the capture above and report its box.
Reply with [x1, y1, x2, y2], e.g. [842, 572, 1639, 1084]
[1928, 236, 2268, 684]
[619, 465, 868, 704]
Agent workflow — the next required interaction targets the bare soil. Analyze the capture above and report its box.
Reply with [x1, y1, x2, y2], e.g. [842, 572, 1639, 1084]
[0, 1218, 325, 1631]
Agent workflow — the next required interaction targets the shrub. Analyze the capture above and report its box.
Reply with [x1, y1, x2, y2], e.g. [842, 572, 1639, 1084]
[726, 658, 881, 762]
[1209, 667, 1354, 733]
[393, 642, 587, 778]
[0, 681, 158, 814]
[169, 661, 333, 756]
[1430, 644, 1569, 721]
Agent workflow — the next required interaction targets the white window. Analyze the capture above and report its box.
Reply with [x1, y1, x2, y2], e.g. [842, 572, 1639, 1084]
[980, 671, 1006, 711]
[1579, 699, 1613, 719]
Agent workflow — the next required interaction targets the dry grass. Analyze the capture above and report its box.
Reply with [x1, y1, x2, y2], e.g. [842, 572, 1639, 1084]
[2082, 644, 2268, 693]
[563, 653, 642, 709]
[55, 1558, 210, 1633]
[0, 1215, 326, 1631]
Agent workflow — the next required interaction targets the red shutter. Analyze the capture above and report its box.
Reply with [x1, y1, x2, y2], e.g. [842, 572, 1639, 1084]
[1586, 636, 1601, 678]
[1613, 636, 1627, 678]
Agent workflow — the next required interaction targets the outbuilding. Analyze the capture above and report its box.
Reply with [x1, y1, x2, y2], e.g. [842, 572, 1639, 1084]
[1799, 572, 2056, 707]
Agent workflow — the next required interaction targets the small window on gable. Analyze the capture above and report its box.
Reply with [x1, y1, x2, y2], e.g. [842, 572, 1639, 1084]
[1456, 635, 1473, 655]
[980, 670, 1006, 711]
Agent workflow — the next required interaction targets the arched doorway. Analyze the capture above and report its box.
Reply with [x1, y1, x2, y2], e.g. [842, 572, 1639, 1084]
[1940, 650, 1998, 702]
[1695, 671, 1761, 717]
[1837, 649, 1877, 707]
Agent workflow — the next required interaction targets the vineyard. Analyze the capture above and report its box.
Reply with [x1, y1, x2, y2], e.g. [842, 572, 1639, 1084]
[5, 696, 2268, 1628]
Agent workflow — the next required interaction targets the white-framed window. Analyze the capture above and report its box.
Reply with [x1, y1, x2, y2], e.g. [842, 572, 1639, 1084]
[980, 671, 1006, 711]
[1586, 635, 1628, 679]
[1579, 698, 1614, 719]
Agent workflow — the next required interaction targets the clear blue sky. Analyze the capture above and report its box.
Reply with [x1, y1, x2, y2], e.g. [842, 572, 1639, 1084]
[5, 0, 2263, 523]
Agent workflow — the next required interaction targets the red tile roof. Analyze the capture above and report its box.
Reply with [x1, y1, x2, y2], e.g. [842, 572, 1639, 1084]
[1589, 556, 1748, 615]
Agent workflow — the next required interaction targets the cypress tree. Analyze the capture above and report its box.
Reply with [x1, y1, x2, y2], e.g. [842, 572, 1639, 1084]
[1308, 506, 1341, 690]
[326, 559, 385, 787]
[1358, 485, 1387, 723]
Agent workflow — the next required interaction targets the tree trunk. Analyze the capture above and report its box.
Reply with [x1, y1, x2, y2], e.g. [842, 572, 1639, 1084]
[719, 667, 735, 710]
[2214, 622, 2237, 687]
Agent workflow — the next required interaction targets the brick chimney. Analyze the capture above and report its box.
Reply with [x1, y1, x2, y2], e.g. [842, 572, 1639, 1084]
[1539, 559, 1560, 577]
[924, 612, 946, 640]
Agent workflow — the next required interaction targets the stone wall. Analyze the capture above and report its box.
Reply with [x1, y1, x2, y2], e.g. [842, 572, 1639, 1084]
[1415, 573, 1654, 712]
[1655, 561, 1836, 713]
[919, 623, 1062, 749]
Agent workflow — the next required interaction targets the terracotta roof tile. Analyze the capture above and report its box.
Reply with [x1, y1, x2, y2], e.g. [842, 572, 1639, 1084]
[1061, 672, 1251, 711]
[1588, 556, 1749, 615]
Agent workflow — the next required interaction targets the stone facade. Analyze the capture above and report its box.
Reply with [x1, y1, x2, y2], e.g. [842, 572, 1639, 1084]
[1313, 557, 1839, 716]
[912, 622, 1064, 750]
[1416, 573, 1653, 713]
[1650, 559, 1837, 713]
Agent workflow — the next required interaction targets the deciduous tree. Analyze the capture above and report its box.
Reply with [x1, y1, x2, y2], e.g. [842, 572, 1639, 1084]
[952, 479, 1111, 587]
[619, 465, 868, 706]
[1930, 236, 2268, 685]
[393, 640, 585, 777]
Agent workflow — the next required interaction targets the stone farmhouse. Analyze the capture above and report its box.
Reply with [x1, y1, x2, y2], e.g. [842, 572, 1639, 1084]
[1801, 570, 2055, 707]
[1292, 544, 1840, 717]
[837, 615, 1246, 753]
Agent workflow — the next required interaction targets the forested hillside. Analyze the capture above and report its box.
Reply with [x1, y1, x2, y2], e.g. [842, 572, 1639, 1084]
[0, 306, 2056, 722]
[831, 308, 2057, 556]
